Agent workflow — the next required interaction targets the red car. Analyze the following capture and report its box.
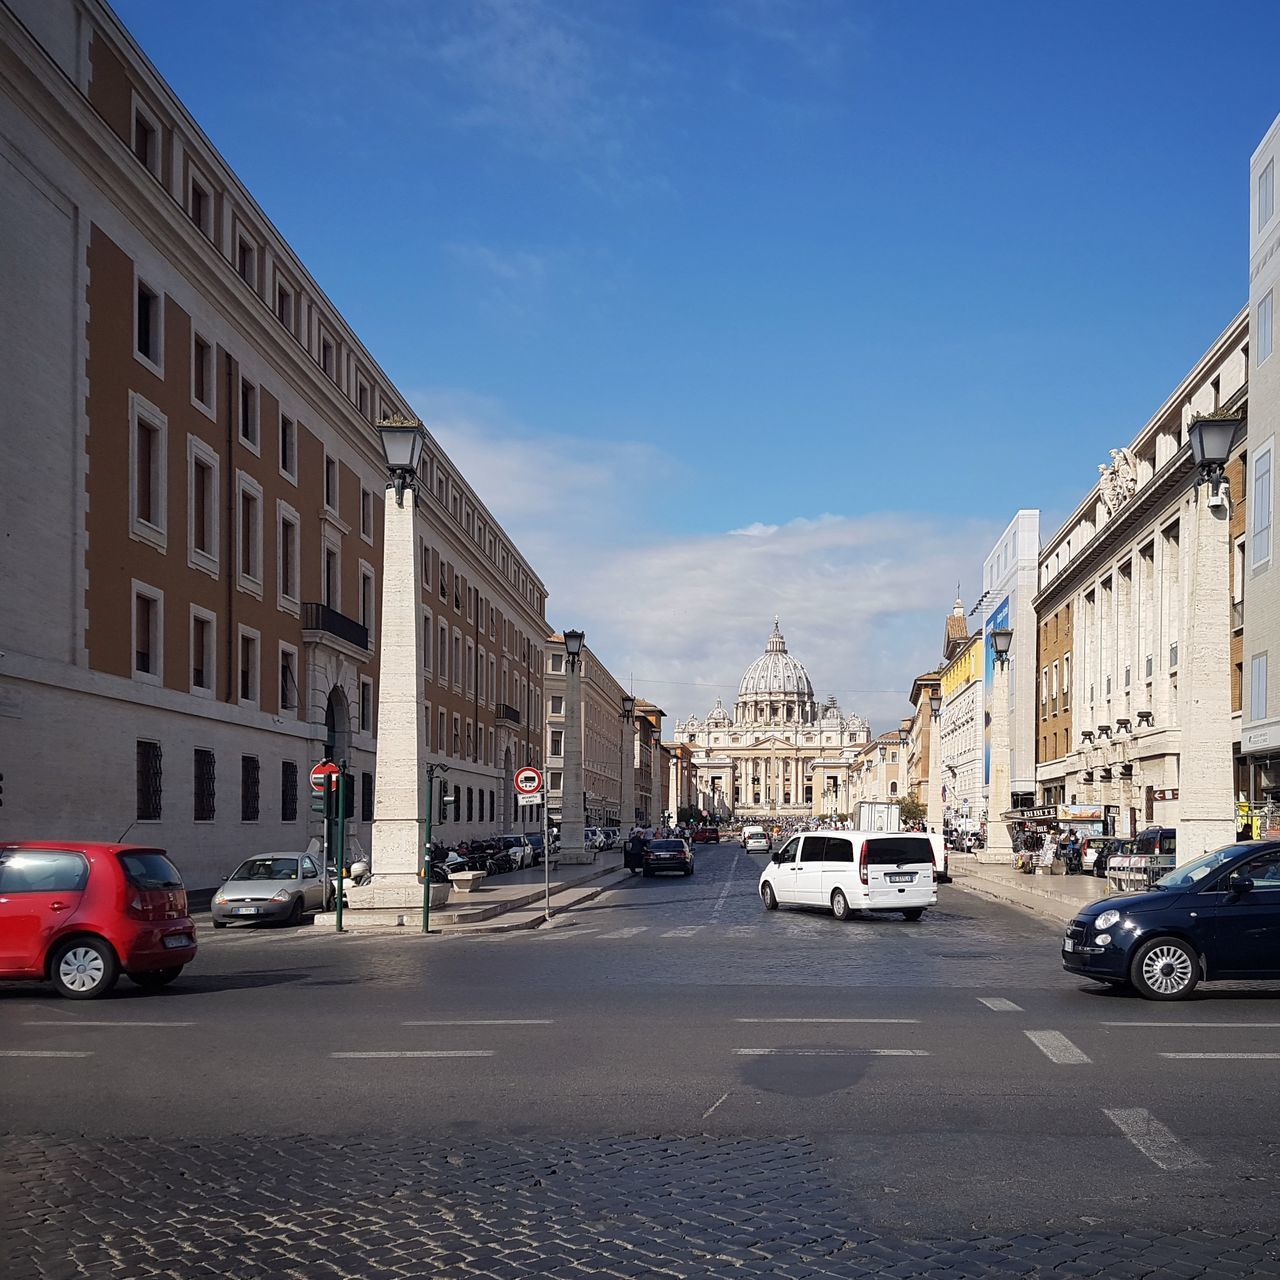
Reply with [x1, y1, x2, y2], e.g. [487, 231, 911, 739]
[0, 842, 197, 999]
[691, 828, 720, 844]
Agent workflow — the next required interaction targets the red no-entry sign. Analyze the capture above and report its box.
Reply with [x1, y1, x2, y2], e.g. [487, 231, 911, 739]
[514, 766, 543, 795]
[310, 760, 340, 793]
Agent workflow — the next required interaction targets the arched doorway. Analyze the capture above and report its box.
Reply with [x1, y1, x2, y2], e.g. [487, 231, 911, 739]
[325, 686, 351, 764]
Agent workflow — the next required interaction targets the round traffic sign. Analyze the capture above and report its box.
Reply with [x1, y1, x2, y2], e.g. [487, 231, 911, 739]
[310, 760, 340, 793]
[514, 766, 543, 795]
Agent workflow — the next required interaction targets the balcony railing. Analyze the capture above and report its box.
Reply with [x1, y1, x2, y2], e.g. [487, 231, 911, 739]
[497, 703, 521, 725]
[302, 602, 369, 651]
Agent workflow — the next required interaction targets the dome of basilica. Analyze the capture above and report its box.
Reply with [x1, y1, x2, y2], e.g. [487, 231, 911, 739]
[737, 619, 815, 701]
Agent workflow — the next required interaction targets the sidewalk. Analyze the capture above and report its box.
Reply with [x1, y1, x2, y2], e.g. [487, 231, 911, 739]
[949, 855, 1106, 926]
[313, 851, 629, 936]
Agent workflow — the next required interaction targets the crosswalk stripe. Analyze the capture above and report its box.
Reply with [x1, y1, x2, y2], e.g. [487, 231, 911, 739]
[1025, 1030, 1091, 1064]
[661, 926, 703, 937]
[598, 926, 648, 939]
[1104, 1107, 1207, 1170]
[978, 998, 1023, 1012]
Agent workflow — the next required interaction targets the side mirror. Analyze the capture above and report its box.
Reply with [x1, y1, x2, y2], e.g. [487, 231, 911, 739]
[771, 851, 782, 864]
[1228, 873, 1255, 895]
[304, 868, 317, 879]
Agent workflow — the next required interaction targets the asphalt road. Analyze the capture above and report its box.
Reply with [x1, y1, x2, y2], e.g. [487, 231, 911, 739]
[5, 841, 1280, 1278]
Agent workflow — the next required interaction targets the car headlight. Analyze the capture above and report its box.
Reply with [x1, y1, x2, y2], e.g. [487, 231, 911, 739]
[271, 888, 293, 902]
[1095, 933, 1112, 946]
[1095, 909, 1121, 930]
[212, 891, 227, 905]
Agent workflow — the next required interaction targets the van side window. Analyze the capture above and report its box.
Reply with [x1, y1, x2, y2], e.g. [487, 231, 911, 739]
[800, 838, 826, 863]
[824, 837, 855, 863]
[777, 838, 799, 864]
[863, 837, 931, 865]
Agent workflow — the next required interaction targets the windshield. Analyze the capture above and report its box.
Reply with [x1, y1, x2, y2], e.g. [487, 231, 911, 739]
[651, 840, 684, 851]
[230, 857, 299, 882]
[1154, 845, 1250, 890]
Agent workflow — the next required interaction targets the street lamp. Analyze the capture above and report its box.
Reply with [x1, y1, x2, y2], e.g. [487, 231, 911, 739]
[377, 414, 426, 507]
[1188, 413, 1241, 496]
[929, 691, 942, 719]
[564, 628, 585, 669]
[620, 694, 636, 832]
[990, 628, 1013, 664]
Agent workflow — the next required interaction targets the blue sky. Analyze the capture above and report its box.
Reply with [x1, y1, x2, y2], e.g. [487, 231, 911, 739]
[115, 0, 1280, 728]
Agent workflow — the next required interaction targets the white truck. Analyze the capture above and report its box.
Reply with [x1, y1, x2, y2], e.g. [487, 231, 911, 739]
[856, 801, 901, 833]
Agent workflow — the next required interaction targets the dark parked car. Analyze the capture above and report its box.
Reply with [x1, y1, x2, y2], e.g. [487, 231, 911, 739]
[1082, 836, 1124, 877]
[1062, 841, 1280, 1000]
[644, 839, 694, 877]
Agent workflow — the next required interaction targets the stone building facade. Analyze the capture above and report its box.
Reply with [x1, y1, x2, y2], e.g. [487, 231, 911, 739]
[0, 0, 547, 887]
[939, 627, 983, 831]
[1034, 309, 1247, 856]
[675, 621, 871, 819]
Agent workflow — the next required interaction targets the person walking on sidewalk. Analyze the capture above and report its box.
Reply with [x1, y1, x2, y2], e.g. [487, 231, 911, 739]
[624, 828, 647, 875]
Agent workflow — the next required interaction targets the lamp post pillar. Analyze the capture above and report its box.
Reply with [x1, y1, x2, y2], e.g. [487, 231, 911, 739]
[620, 702, 636, 833]
[362, 476, 426, 906]
[927, 707, 944, 834]
[982, 656, 1013, 865]
[560, 639, 588, 864]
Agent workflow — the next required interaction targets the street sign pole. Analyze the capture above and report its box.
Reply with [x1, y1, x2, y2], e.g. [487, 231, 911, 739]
[543, 793, 551, 923]
[333, 769, 347, 934]
[423, 772, 433, 936]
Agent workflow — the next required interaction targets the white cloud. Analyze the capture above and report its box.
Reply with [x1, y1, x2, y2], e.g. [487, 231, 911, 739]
[412, 390, 1002, 735]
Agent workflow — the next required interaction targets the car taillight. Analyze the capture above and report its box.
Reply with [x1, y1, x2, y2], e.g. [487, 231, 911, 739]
[859, 840, 869, 885]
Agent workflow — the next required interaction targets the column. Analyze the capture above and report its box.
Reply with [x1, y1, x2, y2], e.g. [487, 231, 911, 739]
[926, 710, 943, 833]
[621, 717, 636, 830]
[1178, 488, 1236, 860]
[360, 488, 425, 909]
[561, 661, 588, 862]
[982, 657, 1014, 864]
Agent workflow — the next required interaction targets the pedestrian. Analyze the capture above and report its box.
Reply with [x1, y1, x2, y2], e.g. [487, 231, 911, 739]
[624, 827, 646, 876]
[1065, 828, 1081, 875]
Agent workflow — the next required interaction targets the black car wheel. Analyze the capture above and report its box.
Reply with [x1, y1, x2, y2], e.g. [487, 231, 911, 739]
[285, 895, 305, 926]
[761, 882, 778, 911]
[831, 889, 851, 921]
[1130, 936, 1200, 1001]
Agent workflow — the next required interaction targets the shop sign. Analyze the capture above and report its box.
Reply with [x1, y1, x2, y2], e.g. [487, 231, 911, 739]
[1152, 788, 1179, 802]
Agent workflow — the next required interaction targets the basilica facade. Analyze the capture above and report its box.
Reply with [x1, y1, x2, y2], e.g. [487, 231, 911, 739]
[675, 621, 872, 819]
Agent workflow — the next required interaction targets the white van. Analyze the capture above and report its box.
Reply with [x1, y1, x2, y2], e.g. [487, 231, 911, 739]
[758, 830, 936, 921]
[741, 825, 771, 853]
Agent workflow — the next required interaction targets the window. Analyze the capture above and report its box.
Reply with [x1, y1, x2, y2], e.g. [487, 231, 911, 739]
[360, 565, 374, 634]
[279, 414, 296, 482]
[188, 437, 218, 575]
[135, 740, 162, 821]
[239, 377, 258, 449]
[0, 850, 88, 894]
[1260, 158, 1275, 232]
[1254, 444, 1273, 569]
[132, 582, 162, 684]
[132, 101, 158, 175]
[324, 454, 338, 513]
[188, 173, 211, 237]
[361, 487, 373, 541]
[357, 380, 370, 419]
[438, 709, 446, 758]
[324, 543, 339, 609]
[279, 643, 298, 712]
[136, 279, 161, 368]
[360, 677, 373, 733]
[238, 627, 260, 704]
[281, 762, 298, 823]
[321, 336, 335, 379]
[276, 281, 294, 330]
[191, 607, 214, 695]
[237, 236, 256, 288]
[241, 755, 260, 822]
[192, 333, 213, 412]
[550, 730, 564, 756]
[1259, 291, 1273, 367]
[194, 748, 216, 821]
[130, 394, 167, 550]
[438, 623, 448, 682]
[1252, 653, 1269, 721]
[466, 787, 474, 823]
[551, 653, 564, 673]
[550, 771, 563, 791]
[361, 772, 374, 823]
[1041, 667, 1048, 716]
[237, 474, 263, 590]
[278, 504, 300, 608]
[1062, 654, 1070, 709]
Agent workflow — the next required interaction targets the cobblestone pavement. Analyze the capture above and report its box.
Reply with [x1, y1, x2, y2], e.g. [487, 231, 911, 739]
[6, 1131, 1280, 1280]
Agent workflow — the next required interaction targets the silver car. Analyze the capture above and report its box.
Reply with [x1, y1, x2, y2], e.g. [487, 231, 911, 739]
[211, 853, 329, 927]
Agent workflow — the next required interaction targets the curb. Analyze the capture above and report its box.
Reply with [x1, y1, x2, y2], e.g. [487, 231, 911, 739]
[439, 868, 634, 937]
[949, 867, 1093, 927]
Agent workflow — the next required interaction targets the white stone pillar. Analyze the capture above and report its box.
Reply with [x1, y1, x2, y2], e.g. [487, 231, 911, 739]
[926, 711, 943, 833]
[1177, 487, 1236, 861]
[362, 485, 425, 908]
[621, 717, 636, 830]
[981, 658, 1013, 864]
[560, 659, 588, 862]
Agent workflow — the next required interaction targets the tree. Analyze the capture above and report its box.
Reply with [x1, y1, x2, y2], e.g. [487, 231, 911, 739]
[897, 794, 926, 825]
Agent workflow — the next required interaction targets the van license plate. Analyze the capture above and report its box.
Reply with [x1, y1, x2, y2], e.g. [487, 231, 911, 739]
[886, 873, 914, 883]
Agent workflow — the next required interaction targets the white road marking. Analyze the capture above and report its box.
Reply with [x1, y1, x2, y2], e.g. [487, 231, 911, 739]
[331, 1050, 495, 1059]
[401, 1019, 552, 1026]
[1104, 1107, 1207, 1171]
[735, 1018, 920, 1024]
[710, 853, 740, 922]
[1160, 1052, 1280, 1060]
[1105, 1022, 1280, 1028]
[1024, 1030, 1091, 1064]
[0, 1050, 93, 1058]
[733, 1048, 929, 1057]
[23, 1020, 194, 1028]
[661, 926, 703, 937]
[702, 1091, 731, 1119]
[599, 926, 647, 939]
[727, 925, 757, 937]
[978, 998, 1023, 1012]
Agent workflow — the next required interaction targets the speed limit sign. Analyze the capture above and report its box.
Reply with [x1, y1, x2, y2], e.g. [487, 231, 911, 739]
[514, 766, 543, 795]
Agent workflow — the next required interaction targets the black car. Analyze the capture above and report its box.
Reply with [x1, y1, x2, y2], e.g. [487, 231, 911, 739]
[643, 838, 694, 877]
[1063, 841, 1280, 1000]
